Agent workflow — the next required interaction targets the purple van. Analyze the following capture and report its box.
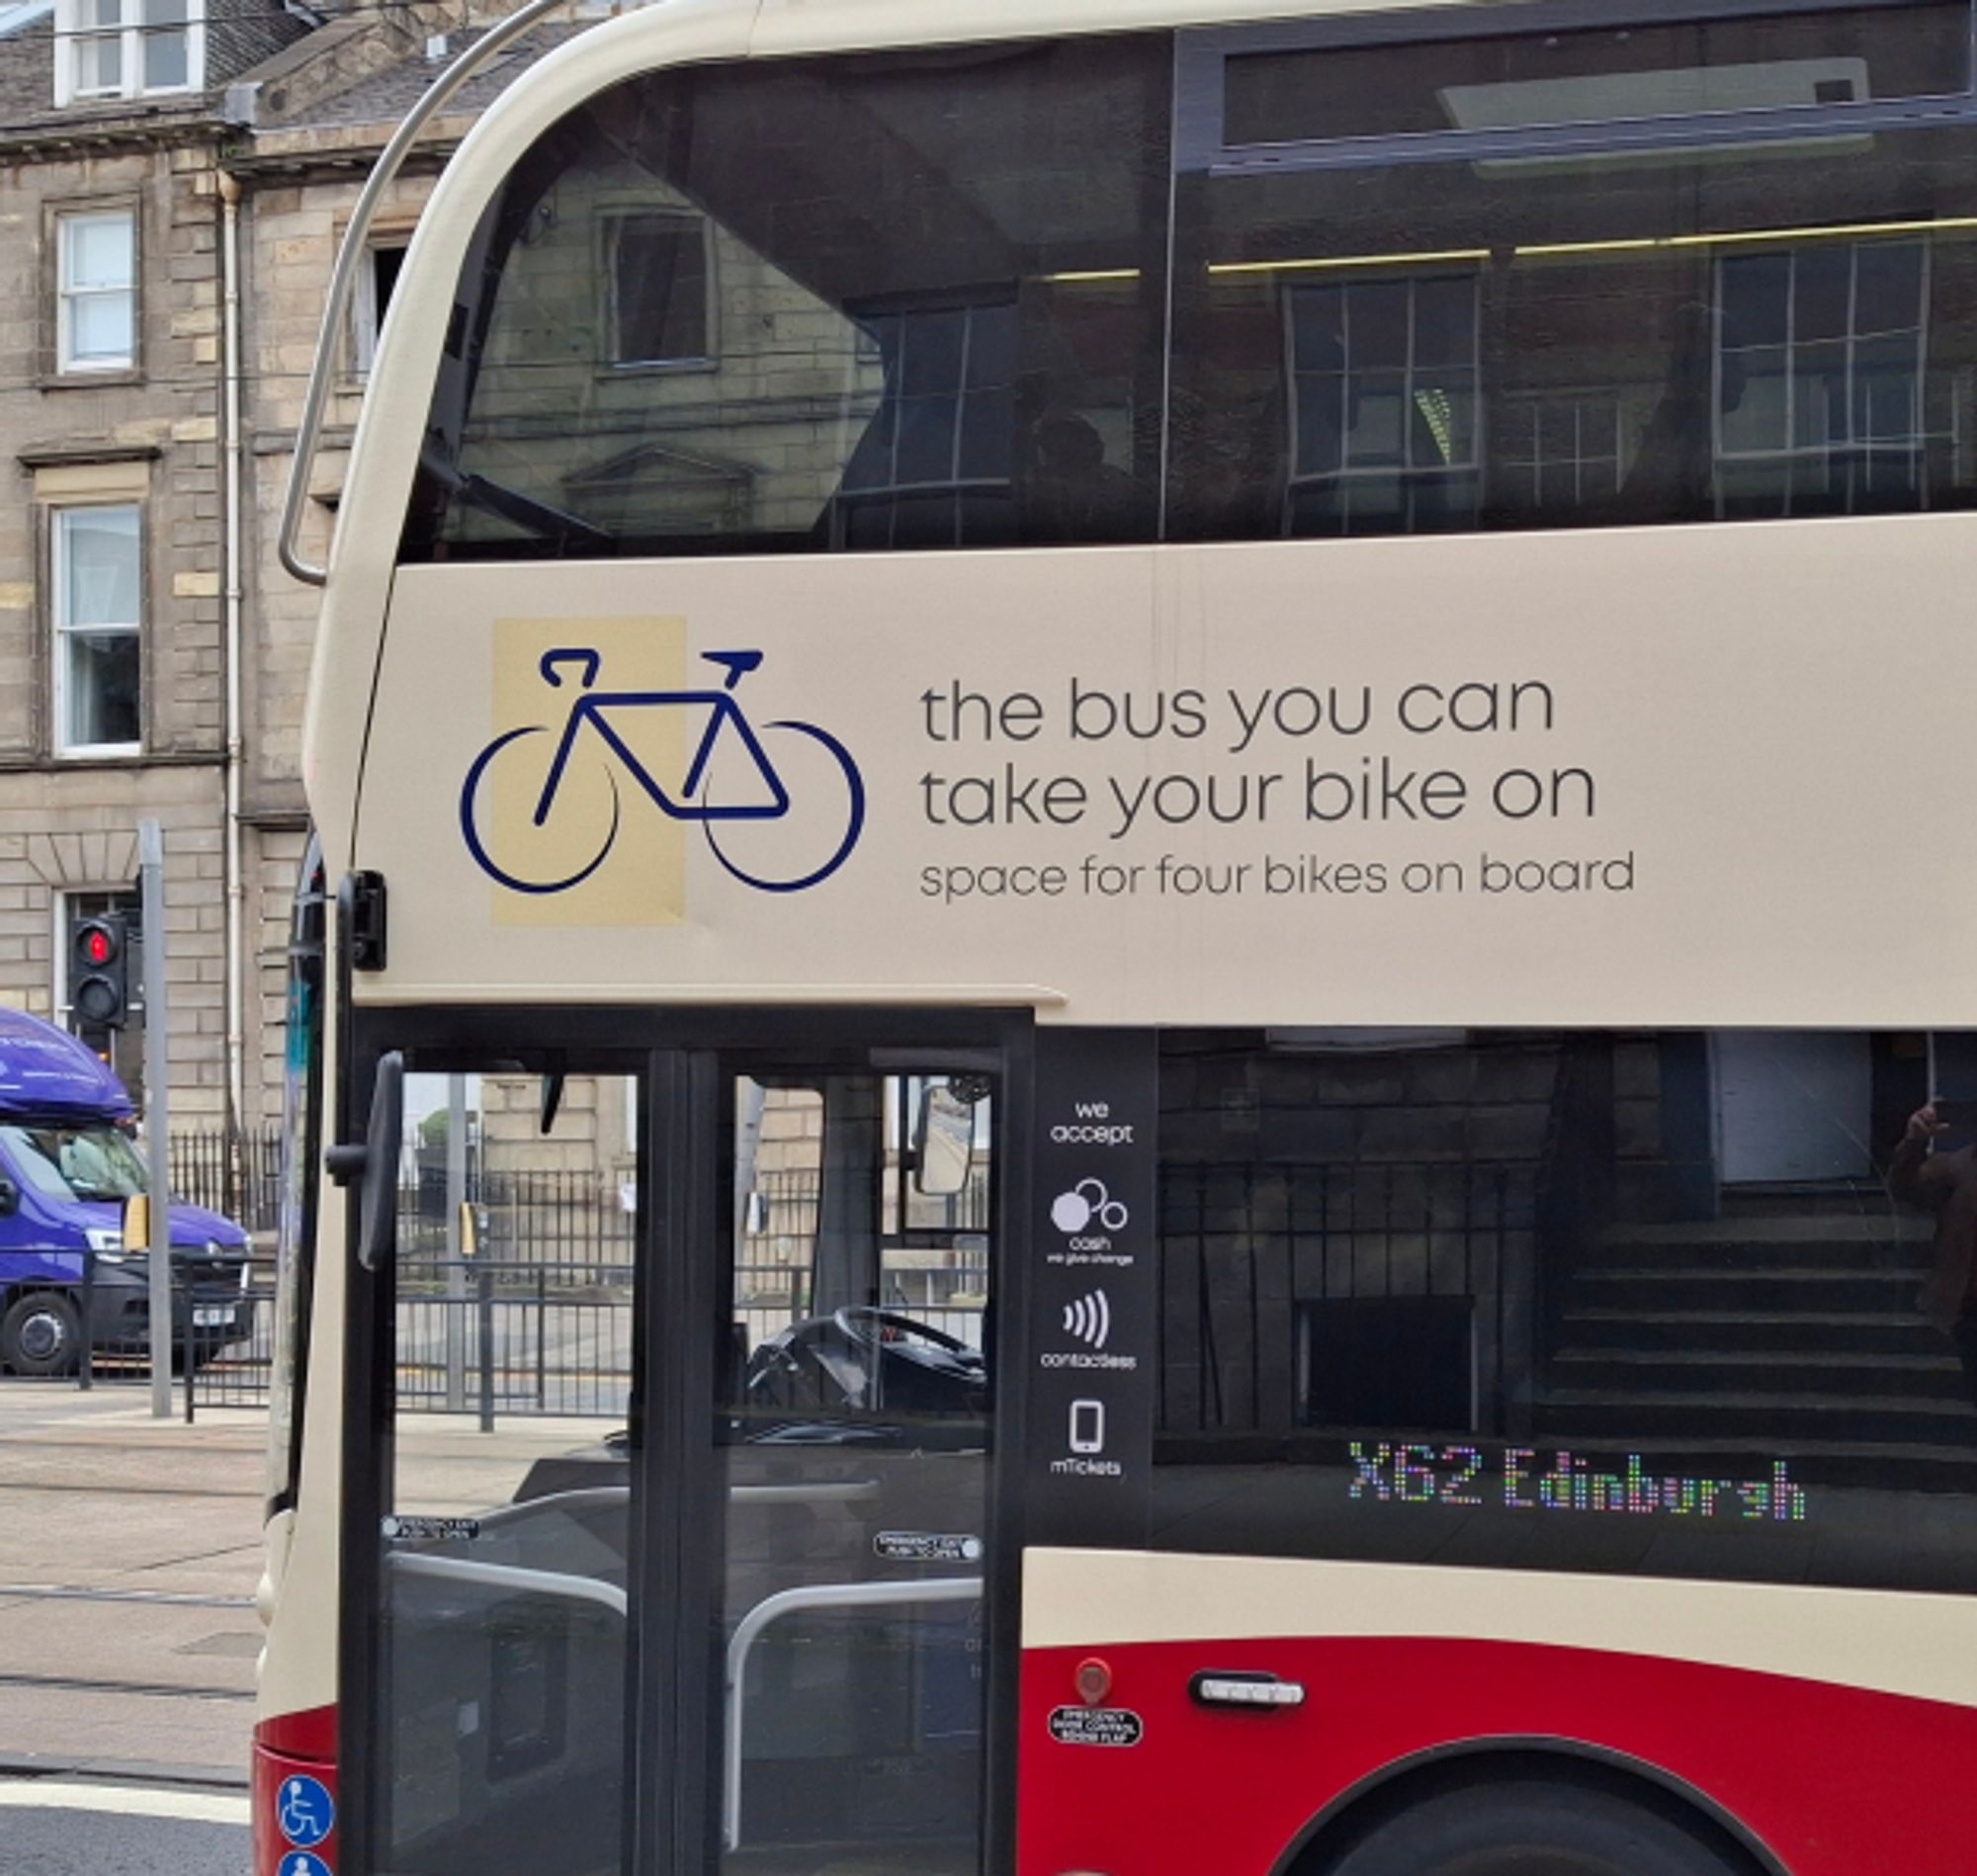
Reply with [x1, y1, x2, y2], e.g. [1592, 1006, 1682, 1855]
[0, 1008, 248, 1375]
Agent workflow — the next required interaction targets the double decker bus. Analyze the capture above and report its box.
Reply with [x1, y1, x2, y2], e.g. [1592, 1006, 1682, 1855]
[255, 1, 1977, 1871]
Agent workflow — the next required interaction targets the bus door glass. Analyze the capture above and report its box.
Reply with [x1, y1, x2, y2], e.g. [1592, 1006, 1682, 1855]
[370, 1065, 641, 1876]
[716, 1064, 995, 1874]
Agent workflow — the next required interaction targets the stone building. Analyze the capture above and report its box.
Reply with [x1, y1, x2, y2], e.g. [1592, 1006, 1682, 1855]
[0, 0, 545, 1134]
[0, 0, 325, 1119]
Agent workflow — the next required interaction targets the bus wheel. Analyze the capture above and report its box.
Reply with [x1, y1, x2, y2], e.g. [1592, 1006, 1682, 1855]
[1, 1292, 82, 1378]
[1318, 1777, 1748, 1876]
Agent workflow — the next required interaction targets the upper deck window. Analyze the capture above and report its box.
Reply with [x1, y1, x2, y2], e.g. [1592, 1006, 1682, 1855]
[1218, 2, 1969, 150]
[403, 38, 1170, 560]
[400, 3, 1977, 562]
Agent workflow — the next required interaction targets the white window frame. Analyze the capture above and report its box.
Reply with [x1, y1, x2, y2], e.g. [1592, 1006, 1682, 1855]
[830, 300, 1018, 548]
[1284, 271, 1484, 535]
[53, 0, 204, 107]
[54, 208, 135, 376]
[51, 503, 143, 760]
[603, 210, 717, 371]
[351, 237, 410, 380]
[1712, 237, 1937, 518]
[1500, 390, 1628, 512]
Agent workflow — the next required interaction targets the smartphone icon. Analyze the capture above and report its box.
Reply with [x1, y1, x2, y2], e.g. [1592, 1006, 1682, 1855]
[1070, 1400, 1105, 1455]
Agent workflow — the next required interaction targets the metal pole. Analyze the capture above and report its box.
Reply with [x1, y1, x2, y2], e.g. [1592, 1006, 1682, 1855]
[77, 1249, 94, 1392]
[445, 1073, 467, 1412]
[180, 1269, 195, 1425]
[477, 1263, 495, 1435]
[140, 822, 172, 1418]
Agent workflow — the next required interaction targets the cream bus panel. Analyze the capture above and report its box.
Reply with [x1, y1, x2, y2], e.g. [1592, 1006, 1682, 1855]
[360, 515, 1975, 1025]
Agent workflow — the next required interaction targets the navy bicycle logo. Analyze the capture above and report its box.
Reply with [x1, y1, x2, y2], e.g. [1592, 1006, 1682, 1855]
[460, 647, 865, 895]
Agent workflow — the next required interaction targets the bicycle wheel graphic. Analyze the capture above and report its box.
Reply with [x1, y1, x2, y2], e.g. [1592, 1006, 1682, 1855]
[702, 719, 865, 893]
[460, 725, 621, 895]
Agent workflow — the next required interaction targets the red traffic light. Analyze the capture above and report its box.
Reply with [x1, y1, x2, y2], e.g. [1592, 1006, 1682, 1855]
[71, 916, 129, 1030]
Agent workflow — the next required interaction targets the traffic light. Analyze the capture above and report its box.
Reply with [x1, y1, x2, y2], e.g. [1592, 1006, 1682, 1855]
[71, 915, 129, 1031]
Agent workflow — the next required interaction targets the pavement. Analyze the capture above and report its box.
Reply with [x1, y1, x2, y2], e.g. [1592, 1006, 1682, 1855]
[0, 1375, 625, 1875]
[0, 1383, 266, 1787]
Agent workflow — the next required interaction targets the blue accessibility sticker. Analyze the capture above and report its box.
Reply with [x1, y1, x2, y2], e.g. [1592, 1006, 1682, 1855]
[278, 1854, 332, 1876]
[276, 1773, 335, 1848]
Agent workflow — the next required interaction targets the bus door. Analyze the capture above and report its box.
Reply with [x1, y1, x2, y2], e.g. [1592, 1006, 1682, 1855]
[715, 1055, 997, 1874]
[348, 1031, 1005, 1876]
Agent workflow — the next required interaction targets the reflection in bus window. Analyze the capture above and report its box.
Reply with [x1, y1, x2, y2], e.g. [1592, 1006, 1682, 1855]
[400, 8, 1977, 561]
[719, 1069, 992, 1871]
[403, 38, 1169, 561]
[1167, 120, 1977, 540]
[1218, 3, 1970, 147]
[375, 1069, 638, 1876]
[1152, 1029, 1977, 1597]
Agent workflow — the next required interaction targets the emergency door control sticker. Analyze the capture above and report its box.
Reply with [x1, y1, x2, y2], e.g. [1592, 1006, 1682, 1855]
[1049, 1705, 1146, 1748]
[874, 1530, 984, 1564]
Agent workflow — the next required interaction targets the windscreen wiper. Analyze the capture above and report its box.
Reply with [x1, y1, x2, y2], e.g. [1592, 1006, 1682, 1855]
[418, 447, 615, 553]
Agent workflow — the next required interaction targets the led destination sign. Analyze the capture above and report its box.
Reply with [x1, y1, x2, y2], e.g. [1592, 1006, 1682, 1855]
[1350, 1443, 1810, 1523]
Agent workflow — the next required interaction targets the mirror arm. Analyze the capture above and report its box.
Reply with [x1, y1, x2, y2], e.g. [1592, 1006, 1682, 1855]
[327, 1051, 404, 1271]
[324, 1143, 367, 1184]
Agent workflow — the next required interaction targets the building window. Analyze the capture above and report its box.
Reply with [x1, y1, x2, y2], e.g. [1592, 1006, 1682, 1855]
[833, 302, 1018, 549]
[352, 239, 408, 379]
[1716, 239, 1934, 517]
[1499, 394, 1626, 516]
[1285, 274, 1482, 536]
[55, 0, 202, 104]
[55, 210, 135, 375]
[606, 212, 712, 367]
[52, 505, 141, 756]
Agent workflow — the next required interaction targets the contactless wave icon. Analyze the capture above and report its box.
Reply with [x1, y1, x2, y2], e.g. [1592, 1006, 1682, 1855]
[1063, 1290, 1112, 1351]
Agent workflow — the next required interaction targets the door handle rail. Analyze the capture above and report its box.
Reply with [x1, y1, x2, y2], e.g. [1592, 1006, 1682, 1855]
[723, 1576, 982, 1850]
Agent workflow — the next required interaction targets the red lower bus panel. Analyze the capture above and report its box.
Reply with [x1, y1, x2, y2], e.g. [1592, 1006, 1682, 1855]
[253, 1705, 338, 1876]
[1018, 1637, 1977, 1875]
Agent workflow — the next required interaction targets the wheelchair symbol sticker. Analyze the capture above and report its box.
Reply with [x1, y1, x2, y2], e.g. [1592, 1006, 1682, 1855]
[277, 1773, 334, 1847]
[1052, 1178, 1129, 1235]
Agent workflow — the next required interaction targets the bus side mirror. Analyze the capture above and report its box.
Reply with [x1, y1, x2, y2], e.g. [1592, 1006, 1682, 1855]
[326, 1050, 403, 1272]
[914, 1083, 976, 1198]
[0, 1176, 18, 1217]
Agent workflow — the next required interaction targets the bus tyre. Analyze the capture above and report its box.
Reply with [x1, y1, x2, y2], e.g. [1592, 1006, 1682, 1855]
[1, 1291, 82, 1378]
[1320, 1778, 1745, 1876]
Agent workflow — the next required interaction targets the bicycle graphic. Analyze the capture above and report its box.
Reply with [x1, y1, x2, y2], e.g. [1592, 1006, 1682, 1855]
[460, 647, 865, 895]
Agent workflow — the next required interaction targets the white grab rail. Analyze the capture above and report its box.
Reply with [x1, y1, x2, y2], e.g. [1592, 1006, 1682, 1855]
[722, 1576, 983, 1850]
[277, 0, 575, 586]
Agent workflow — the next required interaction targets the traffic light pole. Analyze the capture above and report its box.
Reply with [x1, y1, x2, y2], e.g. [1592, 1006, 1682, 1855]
[139, 821, 172, 1419]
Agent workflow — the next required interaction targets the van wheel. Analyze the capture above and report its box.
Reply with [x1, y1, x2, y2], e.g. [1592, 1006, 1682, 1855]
[1318, 1778, 1747, 1876]
[1, 1292, 82, 1377]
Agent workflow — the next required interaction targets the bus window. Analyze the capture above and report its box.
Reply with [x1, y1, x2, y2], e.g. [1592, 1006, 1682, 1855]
[400, 38, 1170, 563]
[372, 1068, 639, 1876]
[1168, 7, 1977, 540]
[718, 1068, 991, 1869]
[395, 7, 1977, 563]
[1151, 1028, 1977, 1597]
